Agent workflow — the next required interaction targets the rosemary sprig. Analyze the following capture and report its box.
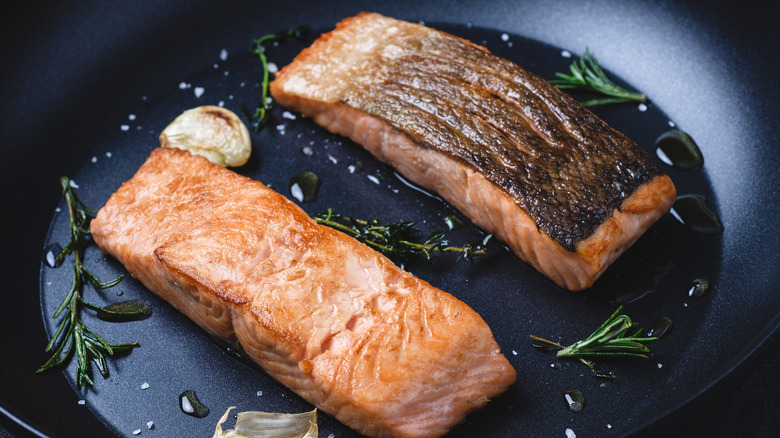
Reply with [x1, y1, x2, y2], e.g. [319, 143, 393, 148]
[37, 177, 139, 387]
[312, 208, 489, 262]
[531, 306, 656, 378]
[551, 47, 648, 107]
[243, 25, 310, 132]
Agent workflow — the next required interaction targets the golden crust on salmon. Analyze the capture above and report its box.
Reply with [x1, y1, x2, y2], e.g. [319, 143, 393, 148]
[91, 147, 516, 438]
[270, 12, 677, 290]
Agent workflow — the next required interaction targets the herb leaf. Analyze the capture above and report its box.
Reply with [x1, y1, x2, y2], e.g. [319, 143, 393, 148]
[530, 305, 657, 379]
[244, 25, 310, 132]
[38, 177, 139, 387]
[312, 208, 489, 262]
[551, 47, 647, 107]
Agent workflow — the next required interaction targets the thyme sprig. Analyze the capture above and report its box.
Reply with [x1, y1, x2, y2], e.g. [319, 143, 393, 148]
[243, 25, 310, 132]
[551, 47, 648, 107]
[38, 177, 139, 387]
[531, 306, 656, 378]
[312, 208, 489, 262]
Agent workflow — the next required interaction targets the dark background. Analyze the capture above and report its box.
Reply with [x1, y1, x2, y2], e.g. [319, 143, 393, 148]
[2, 1, 778, 437]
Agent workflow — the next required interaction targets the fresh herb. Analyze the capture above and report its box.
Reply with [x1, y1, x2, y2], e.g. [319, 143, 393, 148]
[531, 306, 657, 379]
[312, 208, 489, 262]
[37, 177, 139, 387]
[551, 47, 648, 107]
[243, 25, 310, 132]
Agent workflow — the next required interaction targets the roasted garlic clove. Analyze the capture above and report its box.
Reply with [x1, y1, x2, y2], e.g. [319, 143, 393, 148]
[160, 106, 251, 167]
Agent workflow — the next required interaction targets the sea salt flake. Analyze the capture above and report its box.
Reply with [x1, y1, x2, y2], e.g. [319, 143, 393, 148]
[69, 180, 80, 189]
[268, 62, 278, 73]
[141, 382, 150, 390]
[220, 48, 228, 61]
[565, 428, 576, 438]
[512, 350, 518, 355]
[213, 63, 219, 69]
[146, 421, 154, 430]
[91, 156, 98, 163]
[256, 390, 263, 396]
[218, 101, 225, 107]
[132, 429, 141, 435]
[668, 120, 676, 127]
[178, 81, 189, 90]
[128, 114, 136, 121]
[106, 152, 113, 158]
[607, 424, 612, 429]
[561, 50, 572, 58]
[120, 124, 130, 132]
[282, 111, 297, 120]
[78, 399, 86, 405]
[194, 87, 205, 98]
[638, 103, 648, 112]
[501, 33, 509, 41]
[657, 363, 663, 368]
[367, 175, 380, 185]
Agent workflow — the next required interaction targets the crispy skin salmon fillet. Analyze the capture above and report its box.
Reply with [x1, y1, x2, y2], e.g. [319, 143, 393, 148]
[270, 12, 677, 290]
[91, 147, 516, 438]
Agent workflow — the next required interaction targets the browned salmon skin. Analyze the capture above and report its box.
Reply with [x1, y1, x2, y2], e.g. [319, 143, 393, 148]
[90, 147, 516, 438]
[270, 12, 677, 290]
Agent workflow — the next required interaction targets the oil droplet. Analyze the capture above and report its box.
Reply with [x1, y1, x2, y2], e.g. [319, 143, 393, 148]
[655, 130, 703, 171]
[348, 161, 364, 173]
[97, 300, 153, 322]
[179, 390, 210, 418]
[646, 317, 673, 338]
[670, 194, 724, 235]
[443, 215, 463, 230]
[687, 278, 712, 298]
[563, 389, 585, 412]
[289, 172, 321, 203]
[42, 243, 64, 268]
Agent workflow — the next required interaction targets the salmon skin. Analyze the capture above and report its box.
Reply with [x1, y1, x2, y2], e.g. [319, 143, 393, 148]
[270, 12, 677, 290]
[91, 147, 516, 438]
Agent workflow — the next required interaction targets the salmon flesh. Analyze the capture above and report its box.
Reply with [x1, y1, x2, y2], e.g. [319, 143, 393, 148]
[270, 12, 677, 290]
[91, 147, 516, 438]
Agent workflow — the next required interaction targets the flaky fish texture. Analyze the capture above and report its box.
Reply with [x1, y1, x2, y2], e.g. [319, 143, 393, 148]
[270, 12, 677, 290]
[91, 147, 516, 438]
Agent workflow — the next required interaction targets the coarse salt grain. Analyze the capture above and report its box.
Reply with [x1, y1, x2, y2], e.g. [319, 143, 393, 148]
[638, 103, 648, 112]
[120, 125, 130, 132]
[367, 175, 380, 185]
[128, 114, 136, 121]
[91, 156, 98, 163]
[146, 421, 154, 430]
[658, 363, 663, 368]
[132, 429, 141, 435]
[268, 62, 278, 73]
[178, 82, 189, 90]
[561, 50, 572, 58]
[141, 382, 150, 390]
[106, 152, 113, 158]
[194, 87, 205, 98]
[282, 111, 297, 120]
[220, 48, 228, 61]
[69, 180, 79, 189]
[78, 399, 86, 405]
[501, 33, 509, 41]
[512, 350, 518, 355]
[256, 390, 263, 396]
[565, 428, 576, 438]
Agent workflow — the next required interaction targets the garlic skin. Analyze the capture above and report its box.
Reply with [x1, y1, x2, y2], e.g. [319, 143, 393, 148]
[160, 106, 251, 167]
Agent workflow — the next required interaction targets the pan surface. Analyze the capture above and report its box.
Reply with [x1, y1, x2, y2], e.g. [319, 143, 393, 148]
[2, 1, 778, 437]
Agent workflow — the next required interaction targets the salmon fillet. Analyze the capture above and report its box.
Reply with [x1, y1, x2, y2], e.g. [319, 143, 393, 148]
[91, 147, 516, 438]
[270, 12, 677, 291]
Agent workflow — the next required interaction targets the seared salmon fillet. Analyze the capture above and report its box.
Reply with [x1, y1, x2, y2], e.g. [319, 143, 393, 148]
[270, 12, 677, 290]
[91, 147, 516, 438]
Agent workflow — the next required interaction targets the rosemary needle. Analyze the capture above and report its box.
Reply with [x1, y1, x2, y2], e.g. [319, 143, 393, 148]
[38, 177, 139, 387]
[551, 47, 648, 107]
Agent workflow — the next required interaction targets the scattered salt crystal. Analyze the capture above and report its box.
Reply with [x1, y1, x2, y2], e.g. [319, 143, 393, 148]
[128, 114, 136, 121]
[501, 33, 509, 41]
[120, 125, 130, 132]
[146, 421, 154, 430]
[657, 363, 663, 368]
[240, 82, 246, 88]
[55, 207, 61, 213]
[218, 101, 225, 107]
[282, 111, 297, 120]
[327, 434, 335, 438]
[132, 429, 141, 435]
[213, 63, 219, 69]
[267, 62, 278, 73]
[256, 390, 263, 396]
[367, 175, 380, 185]
[607, 424, 612, 429]
[78, 399, 86, 405]
[668, 120, 676, 127]
[69, 180, 79, 189]
[561, 50, 572, 58]
[512, 350, 518, 356]
[266, 97, 273, 104]
[141, 95, 148, 101]
[327, 154, 338, 164]
[178, 81, 189, 90]
[141, 382, 150, 390]
[565, 428, 576, 438]
[418, 20, 425, 25]
[194, 87, 205, 98]
[224, 71, 230, 77]
[507, 42, 513, 48]
[466, 22, 473, 28]
[638, 103, 648, 112]
[276, 124, 286, 132]
[229, 94, 234, 100]
[220, 48, 228, 61]
[106, 152, 113, 158]
[91, 156, 98, 163]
